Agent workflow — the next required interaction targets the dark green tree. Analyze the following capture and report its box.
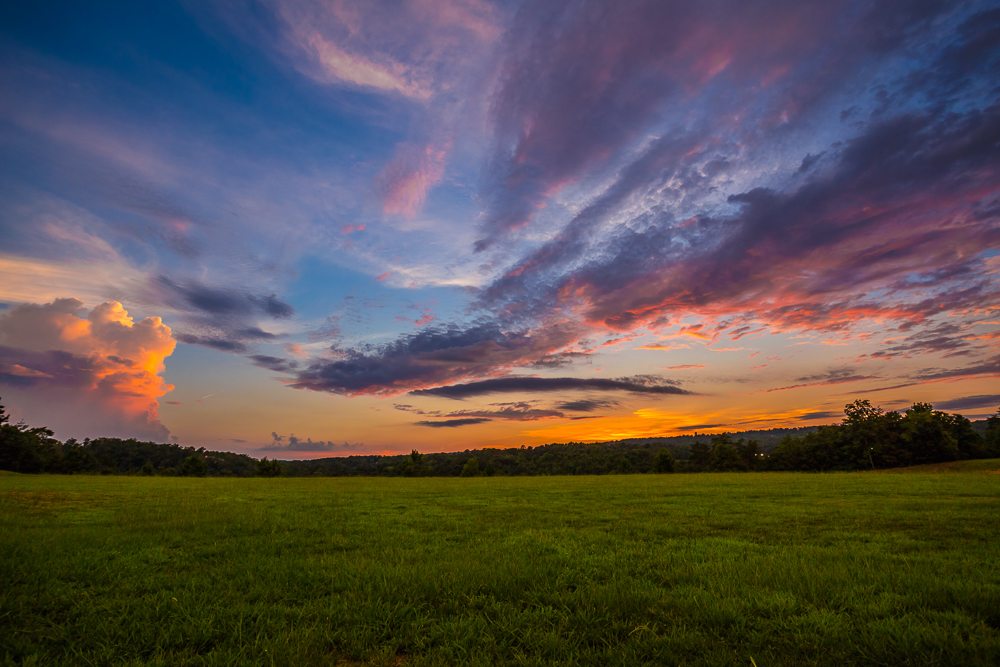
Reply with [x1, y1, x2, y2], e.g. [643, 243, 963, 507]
[460, 457, 481, 477]
[901, 403, 959, 464]
[0, 398, 61, 473]
[654, 449, 675, 473]
[257, 457, 282, 477]
[985, 408, 1000, 457]
[179, 453, 207, 477]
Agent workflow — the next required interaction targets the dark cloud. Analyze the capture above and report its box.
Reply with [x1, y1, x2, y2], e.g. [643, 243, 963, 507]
[237, 327, 280, 340]
[912, 356, 1000, 382]
[796, 410, 840, 421]
[249, 355, 298, 373]
[444, 404, 564, 422]
[934, 395, 1000, 411]
[261, 432, 363, 452]
[867, 322, 977, 360]
[0, 346, 97, 388]
[767, 368, 878, 392]
[530, 351, 591, 369]
[291, 322, 580, 395]
[398, 400, 561, 421]
[250, 294, 294, 319]
[175, 333, 247, 353]
[156, 276, 293, 320]
[412, 375, 689, 399]
[155, 277, 295, 354]
[675, 423, 725, 432]
[555, 398, 619, 412]
[415, 418, 491, 428]
[859, 355, 1000, 393]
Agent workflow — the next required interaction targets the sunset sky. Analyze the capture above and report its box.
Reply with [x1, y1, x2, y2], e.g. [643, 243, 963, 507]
[1, 1, 997, 457]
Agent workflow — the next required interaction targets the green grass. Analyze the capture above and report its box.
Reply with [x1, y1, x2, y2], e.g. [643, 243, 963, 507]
[2, 466, 999, 666]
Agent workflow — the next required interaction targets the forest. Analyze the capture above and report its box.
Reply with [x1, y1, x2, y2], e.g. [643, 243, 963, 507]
[2, 397, 998, 477]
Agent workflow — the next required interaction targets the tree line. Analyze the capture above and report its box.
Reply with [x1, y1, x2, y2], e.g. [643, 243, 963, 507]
[2, 397, 998, 477]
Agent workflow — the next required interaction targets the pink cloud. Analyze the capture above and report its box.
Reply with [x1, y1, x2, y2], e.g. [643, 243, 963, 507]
[379, 142, 449, 217]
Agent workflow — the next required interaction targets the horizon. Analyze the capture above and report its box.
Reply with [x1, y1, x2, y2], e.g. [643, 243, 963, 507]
[1, 1, 998, 459]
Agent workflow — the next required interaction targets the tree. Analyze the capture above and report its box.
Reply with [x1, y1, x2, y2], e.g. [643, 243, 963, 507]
[179, 454, 207, 477]
[901, 403, 959, 464]
[460, 457, 481, 477]
[688, 441, 712, 471]
[0, 397, 61, 473]
[654, 449, 675, 473]
[257, 457, 282, 477]
[985, 409, 1000, 457]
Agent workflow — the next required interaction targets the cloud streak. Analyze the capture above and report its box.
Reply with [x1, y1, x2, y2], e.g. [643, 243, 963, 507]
[412, 375, 690, 399]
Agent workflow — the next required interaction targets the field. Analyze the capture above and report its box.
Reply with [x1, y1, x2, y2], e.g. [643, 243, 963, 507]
[2, 463, 999, 666]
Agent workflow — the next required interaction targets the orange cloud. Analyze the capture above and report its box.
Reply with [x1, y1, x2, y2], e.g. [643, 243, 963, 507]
[0, 298, 176, 439]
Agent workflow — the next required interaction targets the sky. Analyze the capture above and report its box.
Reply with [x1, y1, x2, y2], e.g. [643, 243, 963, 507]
[0, 0, 998, 458]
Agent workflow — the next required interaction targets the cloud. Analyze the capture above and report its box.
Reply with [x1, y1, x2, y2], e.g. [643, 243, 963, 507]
[474, 0, 953, 250]
[934, 395, 1000, 411]
[415, 417, 491, 428]
[479, 98, 1000, 350]
[153, 277, 295, 354]
[529, 351, 591, 368]
[249, 355, 299, 373]
[380, 142, 449, 217]
[911, 356, 1000, 383]
[412, 375, 690, 399]
[261, 431, 364, 452]
[675, 423, 725, 432]
[866, 322, 980, 360]
[175, 334, 247, 353]
[156, 276, 293, 320]
[245, 0, 499, 101]
[859, 355, 1000, 393]
[767, 368, 879, 392]
[303, 32, 432, 99]
[442, 402, 564, 422]
[555, 398, 618, 412]
[401, 399, 565, 421]
[0, 298, 175, 440]
[291, 321, 581, 395]
[796, 410, 840, 421]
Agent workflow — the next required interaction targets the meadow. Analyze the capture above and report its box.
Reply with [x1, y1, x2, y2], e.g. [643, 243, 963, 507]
[2, 462, 999, 666]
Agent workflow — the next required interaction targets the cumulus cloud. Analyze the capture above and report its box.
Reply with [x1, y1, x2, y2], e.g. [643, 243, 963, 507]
[0, 298, 176, 440]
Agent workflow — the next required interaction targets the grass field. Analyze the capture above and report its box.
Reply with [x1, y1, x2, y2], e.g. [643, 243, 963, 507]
[2, 463, 999, 666]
